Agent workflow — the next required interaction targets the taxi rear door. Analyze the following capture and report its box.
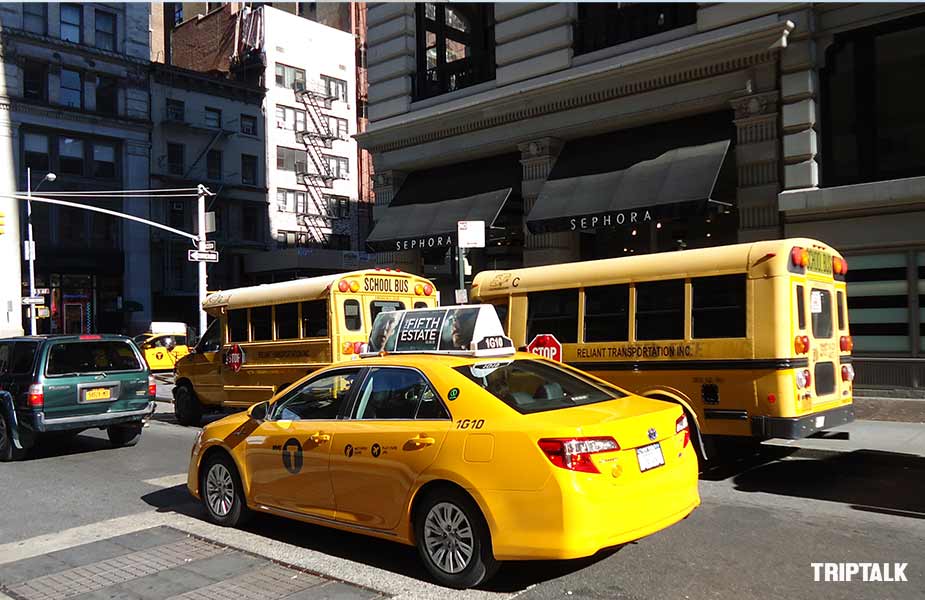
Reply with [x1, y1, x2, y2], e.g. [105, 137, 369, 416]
[330, 366, 452, 530]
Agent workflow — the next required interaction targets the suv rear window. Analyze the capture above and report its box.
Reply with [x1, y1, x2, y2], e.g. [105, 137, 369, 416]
[454, 359, 622, 414]
[46, 341, 142, 376]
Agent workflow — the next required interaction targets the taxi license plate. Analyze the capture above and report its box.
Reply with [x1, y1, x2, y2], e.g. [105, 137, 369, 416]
[636, 443, 665, 472]
[85, 388, 112, 402]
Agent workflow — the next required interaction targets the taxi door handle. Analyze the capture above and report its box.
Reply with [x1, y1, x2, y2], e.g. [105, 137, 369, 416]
[409, 435, 436, 447]
[310, 432, 331, 443]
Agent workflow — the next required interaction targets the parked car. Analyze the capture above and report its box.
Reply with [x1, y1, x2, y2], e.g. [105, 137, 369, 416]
[0, 335, 155, 461]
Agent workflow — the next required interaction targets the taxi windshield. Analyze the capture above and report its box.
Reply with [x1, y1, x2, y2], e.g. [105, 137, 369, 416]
[454, 359, 622, 414]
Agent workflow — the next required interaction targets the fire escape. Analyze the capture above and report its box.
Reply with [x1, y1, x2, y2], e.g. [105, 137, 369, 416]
[294, 85, 342, 246]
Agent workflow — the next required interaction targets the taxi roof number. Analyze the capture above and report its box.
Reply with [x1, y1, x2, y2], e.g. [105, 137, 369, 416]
[365, 304, 514, 358]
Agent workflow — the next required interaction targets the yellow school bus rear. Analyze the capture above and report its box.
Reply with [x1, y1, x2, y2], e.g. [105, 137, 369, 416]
[172, 269, 438, 425]
[471, 238, 854, 455]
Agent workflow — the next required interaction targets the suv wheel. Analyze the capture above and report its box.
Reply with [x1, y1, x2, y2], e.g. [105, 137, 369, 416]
[414, 487, 499, 589]
[107, 423, 143, 447]
[200, 453, 251, 527]
[0, 413, 26, 462]
[174, 383, 203, 426]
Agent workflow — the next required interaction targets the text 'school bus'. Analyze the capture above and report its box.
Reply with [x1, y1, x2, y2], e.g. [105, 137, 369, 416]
[471, 238, 854, 459]
[172, 269, 438, 425]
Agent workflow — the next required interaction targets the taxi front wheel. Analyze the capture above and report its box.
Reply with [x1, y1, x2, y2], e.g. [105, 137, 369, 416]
[414, 488, 499, 589]
[201, 454, 251, 527]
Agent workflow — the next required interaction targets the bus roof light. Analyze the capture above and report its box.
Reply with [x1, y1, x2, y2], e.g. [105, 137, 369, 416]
[338, 280, 349, 293]
[414, 284, 423, 296]
[423, 283, 434, 296]
[349, 281, 360, 293]
[790, 247, 805, 268]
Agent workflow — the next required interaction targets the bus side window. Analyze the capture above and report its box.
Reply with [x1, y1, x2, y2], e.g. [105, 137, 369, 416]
[275, 303, 299, 340]
[635, 280, 684, 341]
[837, 291, 846, 331]
[302, 300, 329, 337]
[692, 275, 746, 339]
[490, 302, 509, 334]
[527, 290, 578, 343]
[228, 309, 248, 342]
[796, 285, 806, 330]
[344, 299, 362, 331]
[251, 306, 272, 341]
[585, 284, 628, 342]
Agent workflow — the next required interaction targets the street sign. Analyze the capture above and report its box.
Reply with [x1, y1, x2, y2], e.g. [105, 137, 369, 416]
[224, 343, 246, 373]
[205, 212, 216, 234]
[203, 240, 216, 251]
[457, 220, 485, 248]
[21, 296, 44, 305]
[188, 249, 219, 262]
[526, 334, 563, 362]
[35, 287, 50, 295]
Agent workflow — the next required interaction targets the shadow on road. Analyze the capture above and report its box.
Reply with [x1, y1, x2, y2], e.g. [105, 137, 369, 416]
[698, 443, 798, 482]
[733, 449, 925, 518]
[15, 431, 117, 461]
[140, 483, 616, 593]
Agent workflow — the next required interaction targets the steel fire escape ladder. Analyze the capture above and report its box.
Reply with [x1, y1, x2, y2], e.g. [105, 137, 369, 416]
[295, 86, 341, 245]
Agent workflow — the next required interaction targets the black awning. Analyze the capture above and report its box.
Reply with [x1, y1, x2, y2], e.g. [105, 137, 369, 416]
[366, 153, 521, 252]
[526, 140, 731, 234]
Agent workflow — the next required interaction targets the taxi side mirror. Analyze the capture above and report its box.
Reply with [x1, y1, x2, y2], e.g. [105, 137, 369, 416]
[248, 401, 268, 422]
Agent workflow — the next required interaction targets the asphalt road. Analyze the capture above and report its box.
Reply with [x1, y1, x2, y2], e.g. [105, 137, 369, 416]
[1, 397, 922, 600]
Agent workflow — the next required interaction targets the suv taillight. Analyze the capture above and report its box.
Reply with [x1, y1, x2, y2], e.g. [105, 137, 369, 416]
[676, 414, 690, 448]
[28, 383, 44, 408]
[537, 437, 619, 474]
[148, 374, 157, 398]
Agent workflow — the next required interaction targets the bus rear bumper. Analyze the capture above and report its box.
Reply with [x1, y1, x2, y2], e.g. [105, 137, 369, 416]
[750, 404, 855, 439]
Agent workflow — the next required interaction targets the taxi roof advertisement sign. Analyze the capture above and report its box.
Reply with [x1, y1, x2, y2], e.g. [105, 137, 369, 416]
[368, 305, 514, 357]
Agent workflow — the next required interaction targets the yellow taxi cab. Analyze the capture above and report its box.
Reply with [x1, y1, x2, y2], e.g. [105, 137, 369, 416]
[133, 322, 190, 372]
[187, 305, 700, 588]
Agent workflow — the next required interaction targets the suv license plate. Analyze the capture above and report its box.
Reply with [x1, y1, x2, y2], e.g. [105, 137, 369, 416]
[85, 388, 112, 402]
[636, 443, 665, 472]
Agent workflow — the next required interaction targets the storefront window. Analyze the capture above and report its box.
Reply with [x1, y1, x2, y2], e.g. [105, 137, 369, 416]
[919, 253, 925, 353]
[846, 253, 909, 353]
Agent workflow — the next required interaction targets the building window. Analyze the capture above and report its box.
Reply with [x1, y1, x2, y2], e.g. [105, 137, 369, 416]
[275, 105, 305, 131]
[277, 146, 307, 172]
[276, 189, 307, 213]
[325, 195, 349, 218]
[327, 116, 348, 139]
[167, 143, 184, 175]
[240, 114, 257, 135]
[573, 3, 697, 56]
[169, 202, 185, 229]
[206, 2, 223, 13]
[242, 205, 259, 240]
[206, 150, 222, 180]
[92, 143, 116, 178]
[173, 3, 184, 25]
[204, 107, 222, 129]
[60, 4, 81, 43]
[357, 99, 368, 119]
[23, 61, 47, 102]
[58, 137, 84, 175]
[59, 68, 82, 108]
[23, 3, 47, 35]
[23, 132, 49, 171]
[275, 63, 306, 91]
[822, 16, 925, 187]
[95, 76, 117, 114]
[324, 155, 349, 178]
[241, 154, 257, 185]
[166, 98, 184, 121]
[328, 234, 350, 250]
[414, 3, 495, 101]
[321, 75, 348, 102]
[94, 10, 115, 51]
[847, 253, 911, 352]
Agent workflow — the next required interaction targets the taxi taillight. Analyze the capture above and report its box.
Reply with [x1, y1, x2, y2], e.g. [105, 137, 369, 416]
[676, 414, 690, 448]
[148, 374, 157, 397]
[537, 437, 619, 474]
[28, 383, 44, 408]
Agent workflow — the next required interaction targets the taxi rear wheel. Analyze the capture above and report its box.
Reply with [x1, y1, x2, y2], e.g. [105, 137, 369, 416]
[174, 383, 203, 426]
[414, 487, 499, 589]
[200, 453, 251, 527]
[0, 413, 26, 462]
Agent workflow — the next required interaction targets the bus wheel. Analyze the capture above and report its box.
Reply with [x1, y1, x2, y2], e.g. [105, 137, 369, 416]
[174, 384, 203, 427]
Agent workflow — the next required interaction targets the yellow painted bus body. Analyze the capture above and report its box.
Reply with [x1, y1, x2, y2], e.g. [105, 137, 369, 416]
[471, 238, 854, 443]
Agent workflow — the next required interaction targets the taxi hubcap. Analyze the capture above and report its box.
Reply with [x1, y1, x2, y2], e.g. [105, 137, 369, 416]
[205, 463, 234, 517]
[424, 502, 474, 574]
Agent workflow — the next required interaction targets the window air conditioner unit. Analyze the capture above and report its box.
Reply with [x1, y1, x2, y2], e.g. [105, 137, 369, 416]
[171, 202, 184, 211]
[277, 120, 287, 128]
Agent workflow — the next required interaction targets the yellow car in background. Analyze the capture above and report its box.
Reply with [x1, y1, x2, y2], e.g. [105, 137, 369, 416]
[187, 306, 700, 588]
[134, 322, 190, 372]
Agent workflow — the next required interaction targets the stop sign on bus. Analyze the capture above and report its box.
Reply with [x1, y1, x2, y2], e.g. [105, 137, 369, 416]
[527, 334, 562, 362]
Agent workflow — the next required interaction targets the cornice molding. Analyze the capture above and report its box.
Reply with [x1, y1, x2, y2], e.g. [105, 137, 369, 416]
[0, 96, 151, 133]
[0, 28, 151, 68]
[358, 18, 793, 154]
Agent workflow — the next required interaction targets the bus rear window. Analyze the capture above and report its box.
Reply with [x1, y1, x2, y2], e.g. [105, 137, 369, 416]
[454, 359, 621, 414]
[344, 299, 361, 331]
[47, 341, 141, 375]
[371, 300, 405, 321]
[837, 291, 846, 330]
[810, 288, 833, 339]
[796, 285, 806, 330]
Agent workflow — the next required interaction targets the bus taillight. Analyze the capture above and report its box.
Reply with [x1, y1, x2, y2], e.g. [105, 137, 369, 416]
[796, 369, 812, 389]
[841, 365, 855, 383]
[840, 336, 853, 352]
[794, 335, 810, 354]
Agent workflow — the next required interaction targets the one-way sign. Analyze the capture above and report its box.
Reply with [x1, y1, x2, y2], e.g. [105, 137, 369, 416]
[21, 296, 44, 305]
[188, 249, 219, 263]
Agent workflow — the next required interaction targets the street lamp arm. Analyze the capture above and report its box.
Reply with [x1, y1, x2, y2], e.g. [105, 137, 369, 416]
[8, 193, 200, 242]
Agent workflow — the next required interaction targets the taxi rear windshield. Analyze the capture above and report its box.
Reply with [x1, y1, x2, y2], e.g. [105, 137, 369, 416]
[46, 341, 142, 376]
[454, 360, 622, 414]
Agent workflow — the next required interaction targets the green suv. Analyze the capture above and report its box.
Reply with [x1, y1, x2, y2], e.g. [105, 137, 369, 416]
[0, 335, 155, 461]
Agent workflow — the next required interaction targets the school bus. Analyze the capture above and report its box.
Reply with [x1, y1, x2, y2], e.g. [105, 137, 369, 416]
[471, 238, 855, 459]
[172, 269, 438, 425]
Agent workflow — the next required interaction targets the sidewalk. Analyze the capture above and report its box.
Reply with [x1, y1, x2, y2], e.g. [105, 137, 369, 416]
[766, 419, 925, 457]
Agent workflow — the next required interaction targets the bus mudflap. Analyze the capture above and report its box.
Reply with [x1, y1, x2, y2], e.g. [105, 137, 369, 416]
[750, 404, 855, 439]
